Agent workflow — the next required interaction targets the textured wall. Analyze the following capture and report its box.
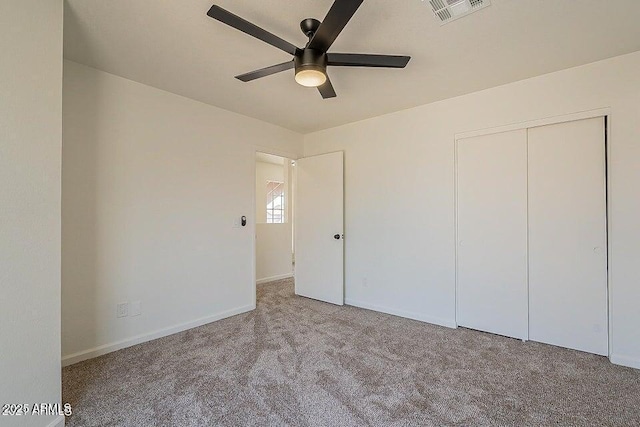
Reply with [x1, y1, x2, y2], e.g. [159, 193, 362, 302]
[62, 61, 302, 365]
[305, 51, 640, 369]
[0, 1, 63, 426]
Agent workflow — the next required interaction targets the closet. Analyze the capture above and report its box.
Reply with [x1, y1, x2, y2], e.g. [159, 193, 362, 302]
[456, 117, 608, 356]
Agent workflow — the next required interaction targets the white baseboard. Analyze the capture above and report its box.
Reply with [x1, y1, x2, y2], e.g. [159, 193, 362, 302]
[256, 273, 293, 284]
[47, 415, 65, 427]
[610, 354, 640, 370]
[345, 298, 457, 329]
[62, 304, 255, 367]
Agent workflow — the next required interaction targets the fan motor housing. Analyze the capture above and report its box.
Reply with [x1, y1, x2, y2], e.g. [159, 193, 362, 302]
[294, 48, 328, 75]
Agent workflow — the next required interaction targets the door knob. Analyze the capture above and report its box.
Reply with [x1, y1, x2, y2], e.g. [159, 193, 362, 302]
[334, 234, 341, 240]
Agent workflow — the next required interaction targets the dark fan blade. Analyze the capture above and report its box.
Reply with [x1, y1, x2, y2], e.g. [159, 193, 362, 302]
[327, 53, 411, 68]
[308, 0, 364, 52]
[207, 5, 298, 55]
[318, 76, 337, 99]
[235, 61, 294, 82]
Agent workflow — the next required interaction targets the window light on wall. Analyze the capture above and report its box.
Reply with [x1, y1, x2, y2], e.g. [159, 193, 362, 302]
[266, 180, 285, 224]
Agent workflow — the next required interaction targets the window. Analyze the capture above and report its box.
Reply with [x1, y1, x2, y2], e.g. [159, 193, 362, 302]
[266, 181, 285, 223]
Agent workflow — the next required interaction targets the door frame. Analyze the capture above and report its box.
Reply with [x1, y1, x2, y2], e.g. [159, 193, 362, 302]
[453, 107, 612, 357]
[251, 146, 299, 309]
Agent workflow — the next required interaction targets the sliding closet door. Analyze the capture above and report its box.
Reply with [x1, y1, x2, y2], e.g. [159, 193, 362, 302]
[457, 130, 528, 340]
[528, 118, 608, 355]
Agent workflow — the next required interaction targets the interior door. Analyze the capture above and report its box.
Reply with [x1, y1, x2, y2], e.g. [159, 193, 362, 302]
[295, 151, 344, 305]
[528, 117, 608, 355]
[457, 130, 529, 339]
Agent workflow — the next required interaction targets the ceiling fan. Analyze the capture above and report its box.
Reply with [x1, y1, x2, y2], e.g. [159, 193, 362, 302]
[207, 0, 411, 99]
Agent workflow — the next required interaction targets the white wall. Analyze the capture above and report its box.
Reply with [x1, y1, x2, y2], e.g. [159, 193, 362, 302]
[255, 160, 293, 282]
[62, 61, 302, 365]
[0, 1, 63, 426]
[304, 51, 640, 369]
[256, 224, 293, 283]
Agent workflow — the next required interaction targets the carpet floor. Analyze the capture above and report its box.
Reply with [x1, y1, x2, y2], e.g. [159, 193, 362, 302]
[63, 278, 640, 426]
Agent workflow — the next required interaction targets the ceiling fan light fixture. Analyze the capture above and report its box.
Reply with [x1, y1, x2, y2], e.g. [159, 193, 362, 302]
[207, 1, 411, 98]
[295, 67, 327, 87]
[294, 49, 328, 88]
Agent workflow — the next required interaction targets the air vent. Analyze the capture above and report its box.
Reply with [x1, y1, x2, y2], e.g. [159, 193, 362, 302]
[426, 0, 490, 25]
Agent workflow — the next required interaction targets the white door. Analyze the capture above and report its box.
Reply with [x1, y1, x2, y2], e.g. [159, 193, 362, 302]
[295, 151, 344, 305]
[457, 130, 529, 339]
[528, 118, 608, 355]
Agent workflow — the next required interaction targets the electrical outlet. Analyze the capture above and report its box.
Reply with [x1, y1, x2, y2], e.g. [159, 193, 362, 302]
[130, 301, 141, 317]
[362, 277, 368, 288]
[116, 302, 128, 318]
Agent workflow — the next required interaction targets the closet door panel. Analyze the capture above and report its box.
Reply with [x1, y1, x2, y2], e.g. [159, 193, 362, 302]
[457, 130, 528, 340]
[528, 118, 608, 355]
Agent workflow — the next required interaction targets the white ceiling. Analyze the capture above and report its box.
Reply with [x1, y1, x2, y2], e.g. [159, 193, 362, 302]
[64, 0, 640, 134]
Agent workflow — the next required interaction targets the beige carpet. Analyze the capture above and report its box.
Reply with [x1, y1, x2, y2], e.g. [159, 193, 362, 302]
[63, 278, 640, 426]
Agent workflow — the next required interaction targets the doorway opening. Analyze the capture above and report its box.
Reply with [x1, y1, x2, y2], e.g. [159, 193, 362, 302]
[255, 152, 295, 287]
